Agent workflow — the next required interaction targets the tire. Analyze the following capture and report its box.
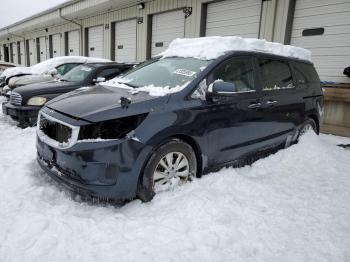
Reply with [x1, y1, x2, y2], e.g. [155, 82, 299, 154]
[299, 118, 317, 137]
[137, 139, 197, 202]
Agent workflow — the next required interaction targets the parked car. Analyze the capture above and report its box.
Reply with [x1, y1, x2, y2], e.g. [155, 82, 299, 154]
[0, 61, 18, 74]
[36, 37, 324, 203]
[0, 56, 110, 94]
[2, 62, 134, 126]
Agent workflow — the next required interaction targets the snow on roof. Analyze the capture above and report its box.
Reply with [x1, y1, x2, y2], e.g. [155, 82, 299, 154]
[159, 36, 312, 62]
[1, 56, 111, 79]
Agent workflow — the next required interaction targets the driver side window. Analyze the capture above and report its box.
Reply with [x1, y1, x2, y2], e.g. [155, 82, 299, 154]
[208, 56, 256, 92]
[192, 56, 256, 100]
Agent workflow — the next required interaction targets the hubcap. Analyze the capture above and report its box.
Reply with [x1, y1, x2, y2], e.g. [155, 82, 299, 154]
[153, 152, 190, 192]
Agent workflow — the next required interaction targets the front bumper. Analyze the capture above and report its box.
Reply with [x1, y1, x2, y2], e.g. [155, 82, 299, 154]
[2, 102, 41, 125]
[36, 134, 153, 200]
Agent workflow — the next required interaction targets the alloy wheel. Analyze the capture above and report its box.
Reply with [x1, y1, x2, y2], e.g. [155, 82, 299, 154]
[153, 152, 190, 192]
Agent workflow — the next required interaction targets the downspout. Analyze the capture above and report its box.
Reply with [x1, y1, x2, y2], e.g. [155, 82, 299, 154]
[6, 28, 26, 65]
[58, 8, 83, 56]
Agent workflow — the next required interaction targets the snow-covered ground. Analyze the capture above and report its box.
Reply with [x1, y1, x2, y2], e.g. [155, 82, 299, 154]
[0, 97, 350, 262]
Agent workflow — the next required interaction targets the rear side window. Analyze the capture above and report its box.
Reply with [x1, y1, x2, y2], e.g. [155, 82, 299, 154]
[258, 59, 294, 91]
[292, 62, 320, 88]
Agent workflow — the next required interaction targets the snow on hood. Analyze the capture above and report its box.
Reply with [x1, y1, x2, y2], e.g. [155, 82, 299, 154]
[101, 78, 190, 97]
[159, 36, 312, 62]
[1, 56, 111, 79]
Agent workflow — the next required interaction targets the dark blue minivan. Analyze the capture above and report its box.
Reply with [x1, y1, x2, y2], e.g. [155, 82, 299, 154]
[36, 40, 323, 202]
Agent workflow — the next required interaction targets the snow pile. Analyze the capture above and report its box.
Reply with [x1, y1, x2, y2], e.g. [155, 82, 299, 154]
[160, 36, 312, 61]
[102, 78, 190, 96]
[1, 96, 350, 261]
[1, 56, 111, 79]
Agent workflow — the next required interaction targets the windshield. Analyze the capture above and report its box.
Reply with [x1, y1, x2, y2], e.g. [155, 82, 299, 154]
[118, 57, 211, 89]
[60, 65, 93, 82]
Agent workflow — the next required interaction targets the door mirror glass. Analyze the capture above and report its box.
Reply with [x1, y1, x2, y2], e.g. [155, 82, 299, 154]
[210, 81, 237, 96]
[94, 77, 106, 83]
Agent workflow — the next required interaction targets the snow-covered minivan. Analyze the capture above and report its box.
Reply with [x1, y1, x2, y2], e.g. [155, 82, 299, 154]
[36, 37, 324, 202]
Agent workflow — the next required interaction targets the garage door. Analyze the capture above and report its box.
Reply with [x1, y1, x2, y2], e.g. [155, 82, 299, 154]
[12, 42, 18, 63]
[151, 10, 185, 57]
[52, 34, 61, 58]
[28, 39, 36, 66]
[114, 19, 137, 62]
[205, 0, 262, 37]
[88, 25, 104, 58]
[68, 30, 80, 56]
[19, 41, 25, 65]
[291, 0, 350, 83]
[39, 37, 48, 62]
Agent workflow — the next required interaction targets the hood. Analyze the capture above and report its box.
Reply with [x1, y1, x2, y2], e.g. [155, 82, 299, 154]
[14, 80, 83, 102]
[10, 74, 53, 88]
[2, 66, 32, 79]
[46, 85, 169, 122]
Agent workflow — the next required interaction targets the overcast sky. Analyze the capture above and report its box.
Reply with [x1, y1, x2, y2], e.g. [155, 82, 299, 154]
[0, 0, 68, 28]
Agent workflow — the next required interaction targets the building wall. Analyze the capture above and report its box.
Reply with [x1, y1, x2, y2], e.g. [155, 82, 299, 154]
[0, 0, 290, 63]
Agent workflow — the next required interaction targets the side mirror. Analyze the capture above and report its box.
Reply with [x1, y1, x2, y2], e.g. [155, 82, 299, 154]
[93, 77, 106, 83]
[48, 68, 58, 76]
[210, 81, 237, 96]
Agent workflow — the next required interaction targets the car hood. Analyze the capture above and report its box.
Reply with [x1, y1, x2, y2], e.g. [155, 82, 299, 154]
[10, 74, 54, 87]
[46, 85, 169, 122]
[2, 66, 32, 79]
[14, 81, 82, 101]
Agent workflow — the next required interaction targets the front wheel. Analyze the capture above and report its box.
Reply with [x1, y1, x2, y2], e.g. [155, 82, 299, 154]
[137, 139, 197, 202]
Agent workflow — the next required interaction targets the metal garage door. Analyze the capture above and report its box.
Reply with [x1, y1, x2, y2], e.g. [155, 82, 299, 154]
[19, 41, 25, 65]
[114, 19, 137, 62]
[88, 25, 104, 58]
[28, 39, 36, 65]
[205, 0, 262, 37]
[68, 30, 80, 56]
[151, 10, 185, 57]
[12, 42, 18, 63]
[291, 0, 350, 83]
[39, 37, 48, 62]
[52, 34, 61, 57]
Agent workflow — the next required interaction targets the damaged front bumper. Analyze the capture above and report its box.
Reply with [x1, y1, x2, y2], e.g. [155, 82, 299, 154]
[36, 133, 153, 200]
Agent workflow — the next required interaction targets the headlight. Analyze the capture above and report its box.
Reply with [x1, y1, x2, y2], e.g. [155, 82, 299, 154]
[27, 96, 47, 106]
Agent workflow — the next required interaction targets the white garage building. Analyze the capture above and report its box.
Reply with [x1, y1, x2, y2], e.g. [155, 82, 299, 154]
[0, 0, 349, 84]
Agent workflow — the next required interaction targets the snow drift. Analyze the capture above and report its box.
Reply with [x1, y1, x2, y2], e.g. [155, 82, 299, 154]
[0, 96, 349, 261]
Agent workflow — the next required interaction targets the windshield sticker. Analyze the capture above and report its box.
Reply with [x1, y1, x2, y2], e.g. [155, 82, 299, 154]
[173, 69, 196, 77]
[80, 66, 92, 72]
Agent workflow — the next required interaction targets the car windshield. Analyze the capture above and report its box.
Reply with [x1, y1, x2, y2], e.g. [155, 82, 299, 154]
[118, 57, 212, 89]
[60, 65, 93, 82]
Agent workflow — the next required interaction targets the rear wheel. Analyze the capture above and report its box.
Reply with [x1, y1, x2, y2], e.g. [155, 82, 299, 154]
[299, 118, 317, 137]
[137, 139, 197, 202]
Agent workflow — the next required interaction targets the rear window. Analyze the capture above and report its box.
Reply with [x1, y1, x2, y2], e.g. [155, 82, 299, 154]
[292, 62, 320, 88]
[258, 59, 294, 91]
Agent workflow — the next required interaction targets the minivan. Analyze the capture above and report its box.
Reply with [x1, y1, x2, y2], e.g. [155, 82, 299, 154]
[36, 37, 324, 202]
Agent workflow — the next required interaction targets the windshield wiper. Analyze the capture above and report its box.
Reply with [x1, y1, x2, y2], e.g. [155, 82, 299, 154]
[119, 81, 139, 88]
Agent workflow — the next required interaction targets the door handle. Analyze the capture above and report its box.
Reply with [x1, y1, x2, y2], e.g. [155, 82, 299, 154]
[266, 100, 278, 106]
[248, 102, 262, 109]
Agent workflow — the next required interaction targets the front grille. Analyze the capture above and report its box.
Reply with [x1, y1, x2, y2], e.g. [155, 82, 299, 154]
[10, 92, 22, 106]
[39, 114, 73, 144]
